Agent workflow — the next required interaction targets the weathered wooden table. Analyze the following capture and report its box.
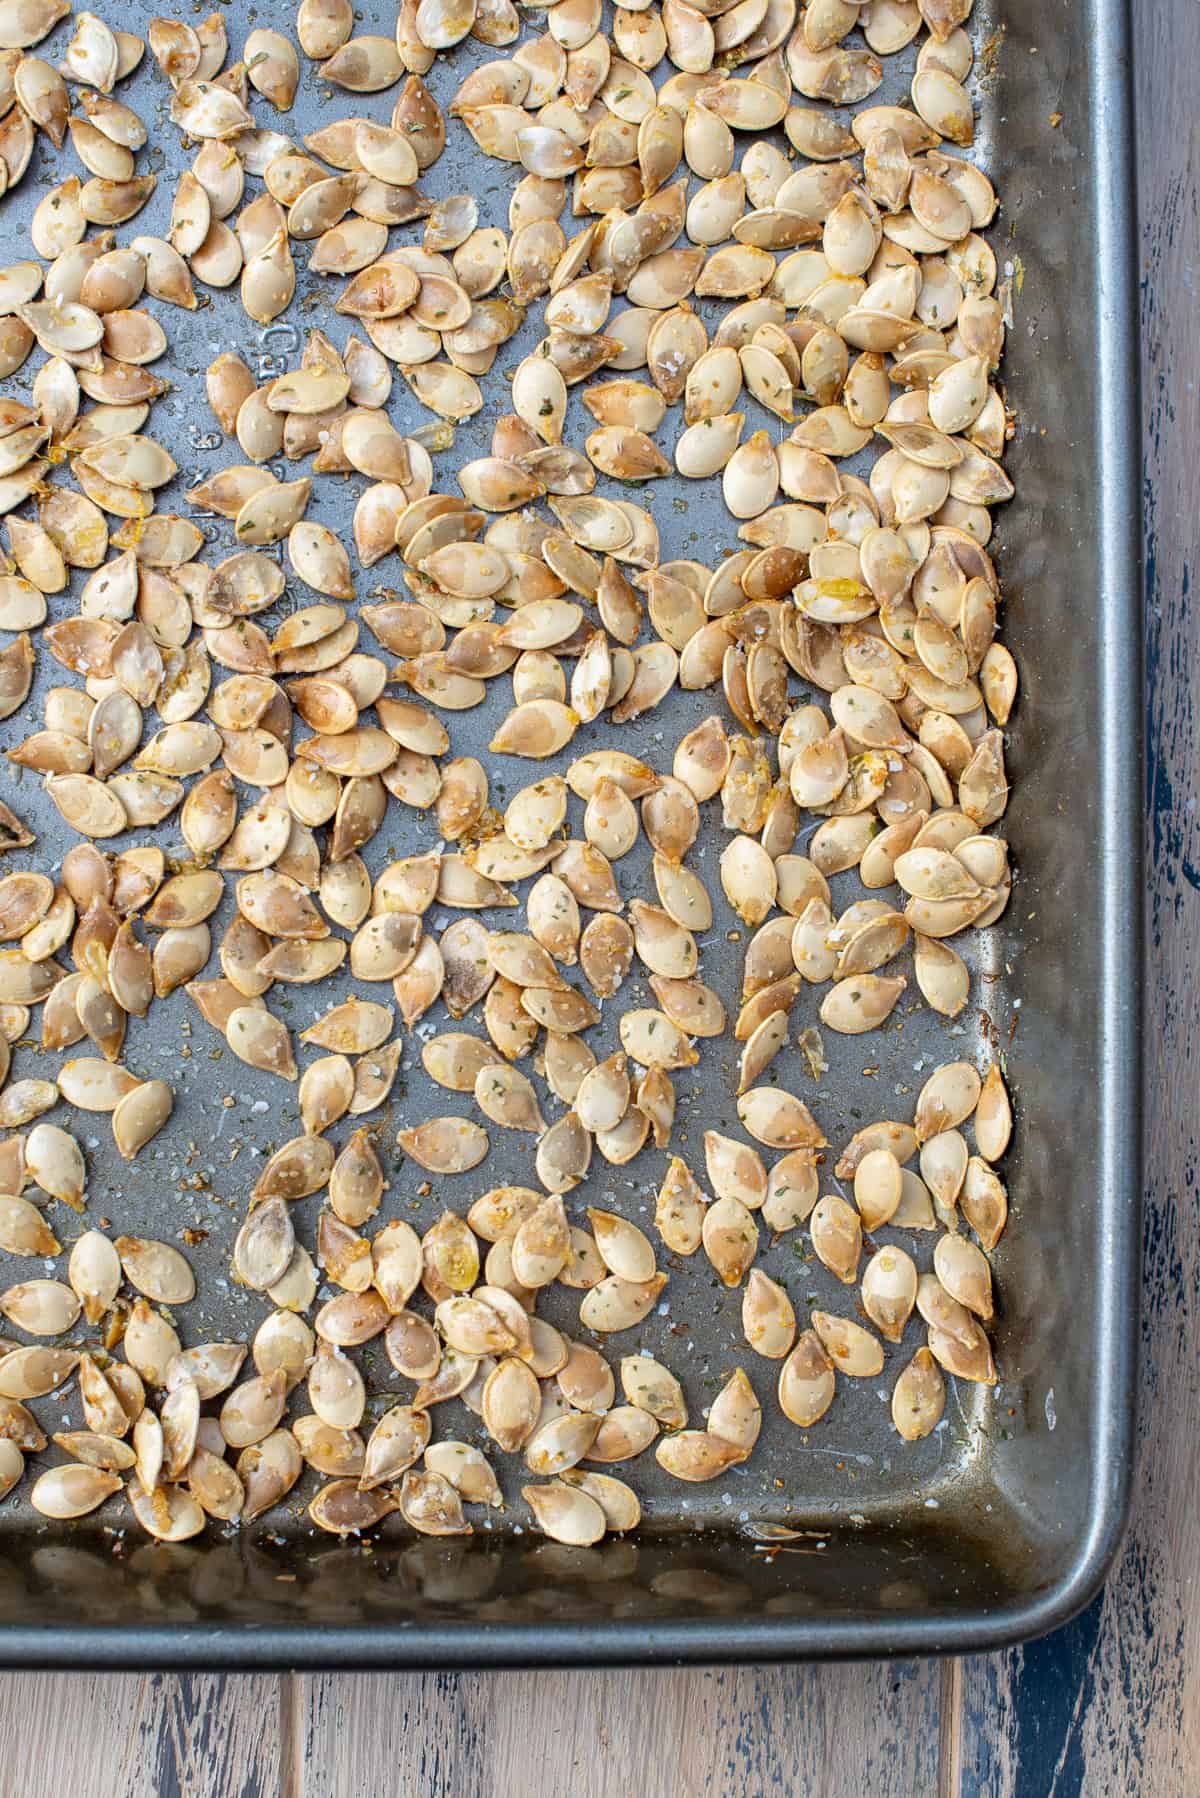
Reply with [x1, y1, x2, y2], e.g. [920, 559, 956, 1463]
[0, 0, 1186, 1788]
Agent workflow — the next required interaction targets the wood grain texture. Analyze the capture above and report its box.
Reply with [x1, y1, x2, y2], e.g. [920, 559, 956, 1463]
[0, 0, 1189, 1792]
[0, 1663, 939, 1797]
[949, 0, 1199, 1792]
[294, 1662, 942, 1798]
[0, 1674, 283, 1798]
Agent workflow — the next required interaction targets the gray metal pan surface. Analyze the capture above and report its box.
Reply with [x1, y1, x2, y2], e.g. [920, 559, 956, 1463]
[0, 0, 1141, 1664]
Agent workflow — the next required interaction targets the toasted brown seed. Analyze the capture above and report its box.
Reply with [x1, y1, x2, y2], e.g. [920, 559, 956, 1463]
[0, 1346, 78, 1400]
[32, 1464, 120, 1519]
[234, 1199, 295, 1292]
[655, 1431, 744, 1484]
[891, 1348, 946, 1441]
[778, 1331, 836, 1428]
[933, 1233, 993, 1321]
[115, 1237, 194, 1305]
[523, 1479, 605, 1545]
[482, 1355, 540, 1453]
[220, 1369, 289, 1449]
[26, 1122, 85, 1207]
[112, 1080, 173, 1159]
[742, 1269, 797, 1359]
[862, 1246, 919, 1342]
[309, 1478, 393, 1537]
[360, 1405, 431, 1489]
[578, 1271, 667, 1332]
[426, 1441, 502, 1508]
[975, 1063, 1013, 1162]
[618, 1354, 686, 1429]
[398, 1116, 489, 1174]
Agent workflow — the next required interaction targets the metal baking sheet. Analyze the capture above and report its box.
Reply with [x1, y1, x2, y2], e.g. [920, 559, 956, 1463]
[0, 0, 1140, 1665]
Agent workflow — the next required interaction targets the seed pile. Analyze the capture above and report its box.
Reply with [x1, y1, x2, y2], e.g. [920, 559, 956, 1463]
[0, 0, 1017, 1548]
